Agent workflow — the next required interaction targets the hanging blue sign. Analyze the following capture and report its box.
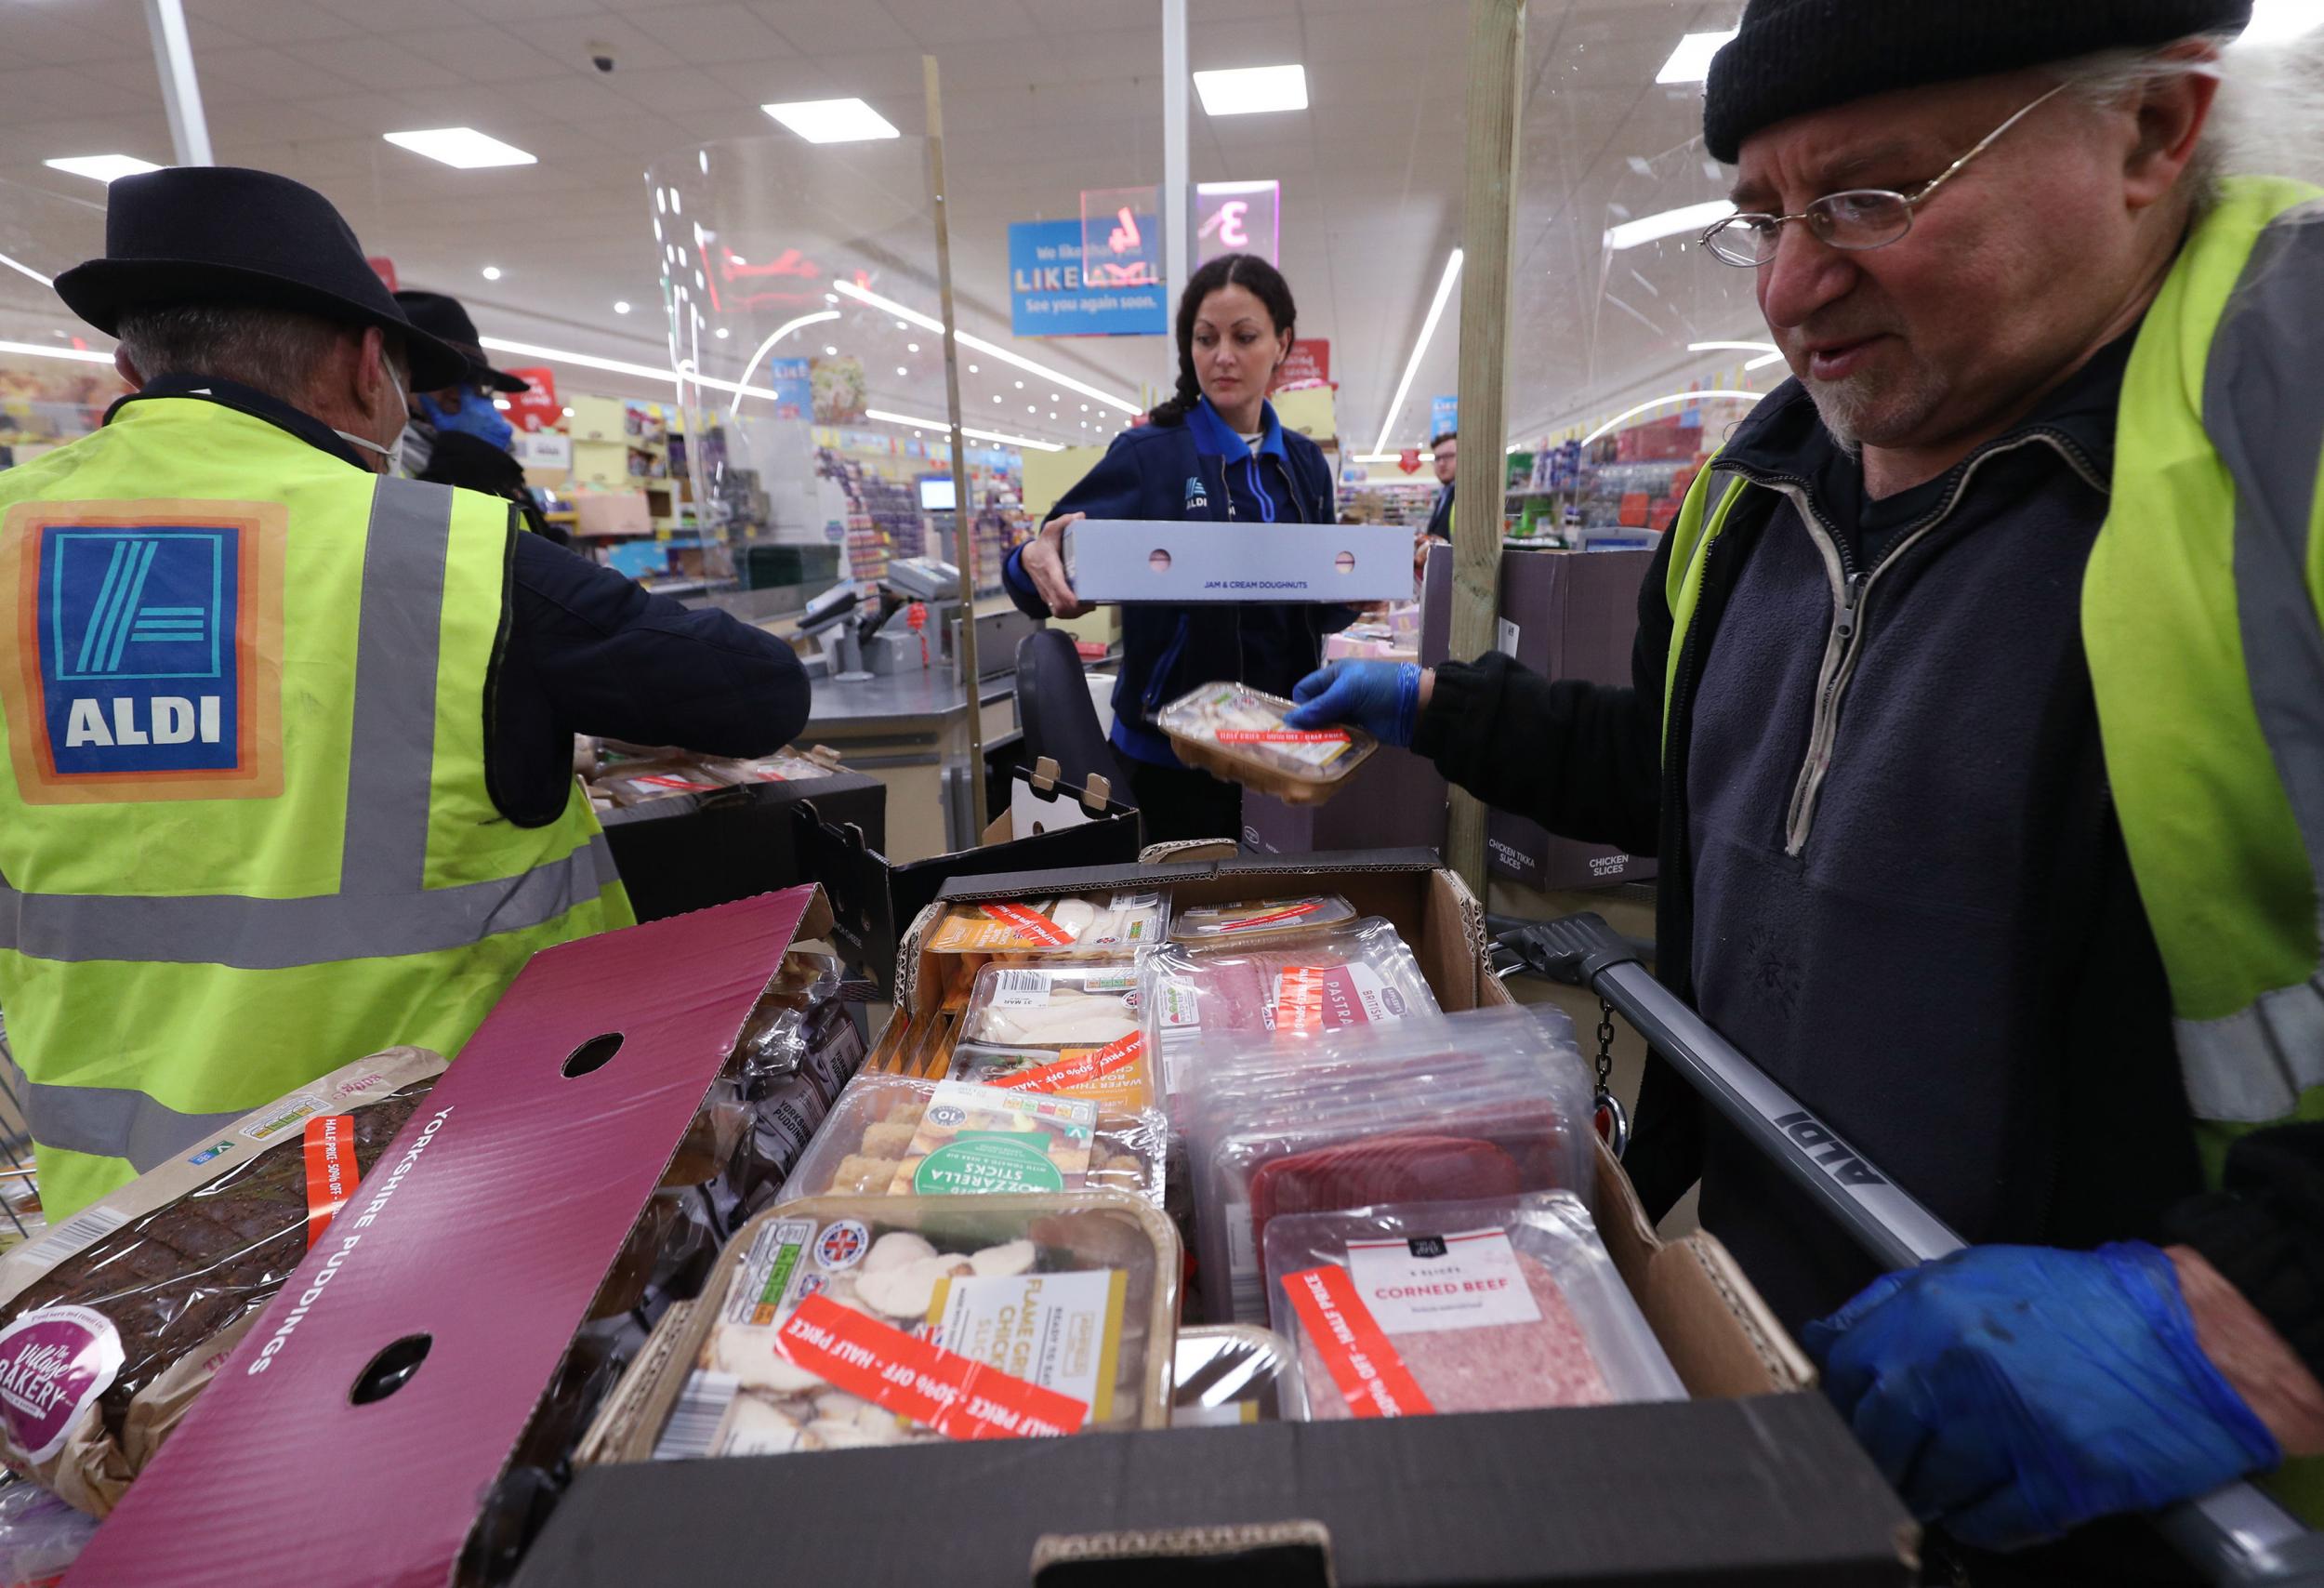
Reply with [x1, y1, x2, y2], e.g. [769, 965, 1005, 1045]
[1430, 394, 1459, 441]
[1008, 218, 1167, 337]
[767, 357, 810, 419]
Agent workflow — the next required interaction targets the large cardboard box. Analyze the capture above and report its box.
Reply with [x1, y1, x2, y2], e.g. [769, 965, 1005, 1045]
[67, 888, 833, 1588]
[1238, 748, 1447, 857]
[1421, 543, 1658, 890]
[1065, 518, 1414, 604]
[511, 855, 1917, 1587]
[600, 767, 885, 922]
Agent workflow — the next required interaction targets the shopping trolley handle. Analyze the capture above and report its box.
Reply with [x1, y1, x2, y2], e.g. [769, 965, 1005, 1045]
[1501, 910, 2324, 1587]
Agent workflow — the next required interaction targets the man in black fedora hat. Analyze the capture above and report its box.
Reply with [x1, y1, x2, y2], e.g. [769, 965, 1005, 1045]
[0, 165, 810, 1227]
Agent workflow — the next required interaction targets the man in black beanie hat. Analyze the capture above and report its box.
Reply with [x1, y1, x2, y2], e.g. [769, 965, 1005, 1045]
[1290, 3, 2324, 1555]
[0, 167, 809, 1233]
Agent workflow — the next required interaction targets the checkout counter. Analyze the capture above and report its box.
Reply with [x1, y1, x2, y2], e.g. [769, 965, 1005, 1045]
[774, 559, 1051, 862]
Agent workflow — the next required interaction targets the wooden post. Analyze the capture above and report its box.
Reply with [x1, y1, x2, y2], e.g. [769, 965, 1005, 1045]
[925, 54, 987, 837]
[1446, 0, 1525, 893]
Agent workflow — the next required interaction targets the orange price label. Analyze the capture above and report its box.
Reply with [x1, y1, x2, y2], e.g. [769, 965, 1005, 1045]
[773, 1294, 1088, 1440]
[1280, 1264, 1435, 1419]
[1218, 903, 1322, 933]
[1216, 730, 1350, 745]
[980, 902, 1075, 947]
[301, 1115, 360, 1251]
[987, 1033, 1144, 1095]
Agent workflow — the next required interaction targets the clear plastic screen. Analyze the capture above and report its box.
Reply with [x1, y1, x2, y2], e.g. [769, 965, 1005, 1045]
[1502, 4, 1769, 541]
[0, 180, 118, 471]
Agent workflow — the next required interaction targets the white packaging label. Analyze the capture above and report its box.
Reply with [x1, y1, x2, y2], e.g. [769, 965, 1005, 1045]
[1344, 1228, 1543, 1335]
[1223, 1198, 1264, 1321]
[1266, 962, 1412, 1031]
[1157, 981, 1203, 1030]
[990, 970, 1055, 1009]
[928, 1267, 1129, 1426]
[1497, 617, 1521, 658]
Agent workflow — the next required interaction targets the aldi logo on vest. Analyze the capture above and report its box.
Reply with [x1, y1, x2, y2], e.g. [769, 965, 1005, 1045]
[0, 500, 285, 803]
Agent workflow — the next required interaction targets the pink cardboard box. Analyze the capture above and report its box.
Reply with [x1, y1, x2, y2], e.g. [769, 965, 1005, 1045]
[71, 887, 826, 1588]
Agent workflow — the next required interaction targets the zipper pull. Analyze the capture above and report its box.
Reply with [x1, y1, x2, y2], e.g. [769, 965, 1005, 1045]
[1834, 572, 1867, 640]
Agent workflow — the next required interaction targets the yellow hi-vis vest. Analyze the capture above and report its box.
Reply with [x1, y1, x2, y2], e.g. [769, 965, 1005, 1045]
[0, 397, 633, 1221]
[1663, 178, 2324, 1515]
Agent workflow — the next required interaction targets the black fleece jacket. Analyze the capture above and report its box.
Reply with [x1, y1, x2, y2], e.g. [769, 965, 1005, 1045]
[1415, 372, 2324, 1375]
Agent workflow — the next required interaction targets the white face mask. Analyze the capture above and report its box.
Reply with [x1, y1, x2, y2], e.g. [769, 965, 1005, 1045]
[333, 427, 405, 476]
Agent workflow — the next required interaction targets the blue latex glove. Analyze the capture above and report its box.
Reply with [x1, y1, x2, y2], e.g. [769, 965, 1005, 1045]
[421, 389, 515, 452]
[1804, 1242, 2278, 1551]
[1283, 662, 1422, 748]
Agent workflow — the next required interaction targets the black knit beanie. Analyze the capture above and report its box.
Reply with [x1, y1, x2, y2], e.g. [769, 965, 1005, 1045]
[1703, 0, 2254, 162]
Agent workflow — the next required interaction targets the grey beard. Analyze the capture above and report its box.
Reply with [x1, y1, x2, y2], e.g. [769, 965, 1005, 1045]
[1803, 379, 1868, 459]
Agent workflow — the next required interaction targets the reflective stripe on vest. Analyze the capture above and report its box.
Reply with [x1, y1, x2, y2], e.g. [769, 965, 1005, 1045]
[0, 1046, 244, 1171]
[2093, 178, 2324, 1124]
[0, 482, 622, 970]
[0, 403, 631, 1219]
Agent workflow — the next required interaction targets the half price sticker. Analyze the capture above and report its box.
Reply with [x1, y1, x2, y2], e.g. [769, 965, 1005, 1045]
[986, 1032, 1144, 1095]
[773, 1294, 1089, 1441]
[301, 1115, 360, 1251]
[1216, 730, 1351, 746]
[1281, 1264, 1435, 1419]
[981, 902, 1075, 947]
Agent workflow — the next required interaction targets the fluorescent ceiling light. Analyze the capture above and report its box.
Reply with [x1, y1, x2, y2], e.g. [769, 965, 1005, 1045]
[865, 406, 1063, 453]
[2241, 0, 2324, 44]
[481, 265, 502, 281]
[762, 98, 899, 143]
[1687, 339, 1777, 355]
[1370, 248, 1463, 457]
[1194, 64, 1308, 116]
[382, 127, 535, 169]
[44, 154, 161, 184]
[1352, 453, 1435, 464]
[1656, 29, 1738, 86]
[1580, 390, 1763, 446]
[1745, 351, 1787, 370]
[0, 252, 55, 289]
[0, 338, 113, 365]
[1604, 199, 1736, 251]
[829, 279, 1142, 414]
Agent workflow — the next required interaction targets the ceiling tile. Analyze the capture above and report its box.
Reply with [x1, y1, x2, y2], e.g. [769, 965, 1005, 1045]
[750, 0, 912, 54]
[187, 0, 365, 45]
[647, 5, 794, 62]
[497, 12, 686, 73]
[391, 25, 577, 82]
[284, 36, 467, 88]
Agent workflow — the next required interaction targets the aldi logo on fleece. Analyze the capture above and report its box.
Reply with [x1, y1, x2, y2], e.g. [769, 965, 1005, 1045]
[1183, 475, 1208, 511]
[0, 499, 285, 802]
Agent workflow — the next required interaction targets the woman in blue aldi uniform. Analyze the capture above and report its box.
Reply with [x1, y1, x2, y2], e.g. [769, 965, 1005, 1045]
[1003, 253, 1346, 843]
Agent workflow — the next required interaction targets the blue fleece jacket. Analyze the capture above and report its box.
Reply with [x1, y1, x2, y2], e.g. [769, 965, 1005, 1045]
[1003, 396, 1350, 764]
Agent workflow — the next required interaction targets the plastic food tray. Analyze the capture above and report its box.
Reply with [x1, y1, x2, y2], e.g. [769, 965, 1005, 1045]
[1155, 683, 1379, 804]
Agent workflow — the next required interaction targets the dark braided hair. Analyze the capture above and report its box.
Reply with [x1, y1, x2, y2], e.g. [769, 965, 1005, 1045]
[1146, 253, 1297, 428]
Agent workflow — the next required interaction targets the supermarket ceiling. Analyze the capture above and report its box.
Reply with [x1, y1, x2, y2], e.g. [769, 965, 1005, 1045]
[0, 0, 1757, 453]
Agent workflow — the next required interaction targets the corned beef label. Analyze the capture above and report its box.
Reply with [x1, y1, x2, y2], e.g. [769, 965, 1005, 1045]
[1280, 1266, 1433, 1419]
[1345, 1228, 1544, 1334]
[0, 1304, 124, 1461]
[980, 903, 1074, 947]
[1269, 963, 1407, 1031]
[773, 1294, 1087, 1440]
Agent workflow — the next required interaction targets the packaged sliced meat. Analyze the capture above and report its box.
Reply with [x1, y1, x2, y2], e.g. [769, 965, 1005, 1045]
[963, 961, 1142, 1051]
[945, 1040, 1155, 1115]
[1140, 917, 1438, 1105]
[1172, 1325, 1303, 1427]
[1155, 683, 1378, 803]
[1185, 1006, 1593, 1322]
[1263, 1192, 1684, 1419]
[0, 1048, 448, 1516]
[926, 893, 1168, 957]
[1169, 895, 1356, 943]
[781, 1072, 1165, 1209]
[635, 1192, 1179, 1461]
